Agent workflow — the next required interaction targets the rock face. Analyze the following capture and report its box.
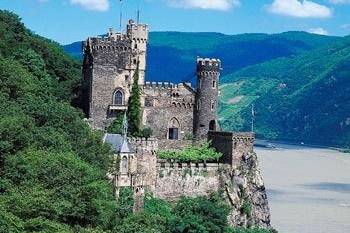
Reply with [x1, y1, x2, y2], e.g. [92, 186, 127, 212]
[223, 151, 271, 228]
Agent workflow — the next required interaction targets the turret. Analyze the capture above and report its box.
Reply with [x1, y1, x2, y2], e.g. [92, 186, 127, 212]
[193, 58, 221, 140]
[127, 19, 148, 85]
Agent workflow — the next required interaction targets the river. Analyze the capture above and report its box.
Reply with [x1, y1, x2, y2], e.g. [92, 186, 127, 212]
[256, 143, 350, 233]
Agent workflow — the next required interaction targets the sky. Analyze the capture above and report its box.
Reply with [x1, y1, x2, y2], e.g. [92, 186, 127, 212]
[1, 0, 350, 45]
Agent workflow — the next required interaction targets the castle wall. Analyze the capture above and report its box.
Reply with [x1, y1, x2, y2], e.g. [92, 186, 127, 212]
[208, 131, 255, 168]
[129, 138, 158, 192]
[142, 82, 195, 148]
[154, 161, 221, 201]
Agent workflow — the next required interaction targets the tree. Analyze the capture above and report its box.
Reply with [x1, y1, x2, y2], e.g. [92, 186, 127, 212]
[107, 112, 124, 134]
[127, 62, 142, 137]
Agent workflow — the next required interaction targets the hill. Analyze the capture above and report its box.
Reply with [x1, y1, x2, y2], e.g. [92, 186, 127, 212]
[219, 36, 350, 147]
[64, 31, 339, 84]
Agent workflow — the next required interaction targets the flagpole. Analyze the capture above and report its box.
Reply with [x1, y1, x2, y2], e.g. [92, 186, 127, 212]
[119, 0, 123, 31]
[251, 104, 255, 133]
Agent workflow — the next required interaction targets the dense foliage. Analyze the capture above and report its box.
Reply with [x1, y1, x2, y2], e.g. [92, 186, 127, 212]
[107, 112, 124, 134]
[0, 10, 116, 232]
[158, 142, 222, 162]
[219, 36, 350, 147]
[113, 192, 275, 233]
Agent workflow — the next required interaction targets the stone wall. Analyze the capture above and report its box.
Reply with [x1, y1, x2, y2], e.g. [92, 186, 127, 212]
[83, 20, 148, 130]
[129, 138, 158, 192]
[208, 131, 255, 168]
[142, 82, 195, 142]
[154, 161, 221, 201]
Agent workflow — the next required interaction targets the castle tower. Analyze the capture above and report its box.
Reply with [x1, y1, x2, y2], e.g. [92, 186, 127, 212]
[82, 20, 149, 130]
[193, 58, 221, 140]
[127, 19, 148, 85]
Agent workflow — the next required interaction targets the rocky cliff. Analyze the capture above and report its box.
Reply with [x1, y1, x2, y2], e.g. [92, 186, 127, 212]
[223, 151, 270, 228]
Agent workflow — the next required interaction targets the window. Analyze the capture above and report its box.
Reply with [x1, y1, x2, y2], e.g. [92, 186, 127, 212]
[197, 99, 201, 111]
[121, 156, 128, 174]
[212, 80, 216, 89]
[209, 120, 216, 131]
[211, 100, 216, 112]
[113, 90, 124, 106]
[168, 128, 179, 140]
[168, 117, 180, 140]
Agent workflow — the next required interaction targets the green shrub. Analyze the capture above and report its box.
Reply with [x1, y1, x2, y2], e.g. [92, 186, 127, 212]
[158, 141, 222, 162]
[140, 127, 153, 139]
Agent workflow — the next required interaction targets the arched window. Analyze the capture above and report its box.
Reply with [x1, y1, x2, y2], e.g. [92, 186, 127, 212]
[113, 90, 124, 106]
[168, 117, 180, 140]
[121, 156, 128, 174]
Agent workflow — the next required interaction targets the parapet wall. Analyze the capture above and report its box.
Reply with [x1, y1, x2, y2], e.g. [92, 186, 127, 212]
[154, 160, 222, 201]
[129, 137, 158, 153]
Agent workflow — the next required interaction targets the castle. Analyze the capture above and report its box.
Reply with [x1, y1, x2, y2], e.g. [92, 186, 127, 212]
[82, 19, 271, 227]
[82, 19, 219, 147]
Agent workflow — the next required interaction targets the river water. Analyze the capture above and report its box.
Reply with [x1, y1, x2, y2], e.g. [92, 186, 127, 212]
[256, 143, 350, 233]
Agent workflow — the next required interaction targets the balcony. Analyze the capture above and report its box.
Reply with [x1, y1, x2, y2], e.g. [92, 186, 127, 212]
[109, 105, 127, 111]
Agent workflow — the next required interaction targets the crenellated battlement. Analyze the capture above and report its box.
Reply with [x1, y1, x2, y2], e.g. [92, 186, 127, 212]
[129, 137, 158, 153]
[143, 81, 174, 89]
[157, 161, 220, 171]
[83, 37, 132, 53]
[197, 57, 221, 73]
[143, 82, 193, 90]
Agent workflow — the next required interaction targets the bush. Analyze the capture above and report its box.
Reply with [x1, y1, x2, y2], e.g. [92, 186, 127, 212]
[140, 127, 153, 139]
[107, 113, 124, 134]
[158, 141, 222, 162]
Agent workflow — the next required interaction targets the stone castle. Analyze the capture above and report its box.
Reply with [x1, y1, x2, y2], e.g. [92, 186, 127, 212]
[82, 19, 271, 228]
[82, 19, 219, 147]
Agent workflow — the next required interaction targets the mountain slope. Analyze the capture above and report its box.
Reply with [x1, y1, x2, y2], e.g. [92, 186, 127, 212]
[64, 31, 339, 84]
[219, 36, 350, 147]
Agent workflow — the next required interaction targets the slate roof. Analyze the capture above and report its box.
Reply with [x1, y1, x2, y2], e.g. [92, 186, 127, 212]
[103, 134, 133, 153]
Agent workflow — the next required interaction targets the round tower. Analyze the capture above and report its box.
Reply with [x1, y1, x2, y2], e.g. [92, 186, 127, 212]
[194, 58, 221, 140]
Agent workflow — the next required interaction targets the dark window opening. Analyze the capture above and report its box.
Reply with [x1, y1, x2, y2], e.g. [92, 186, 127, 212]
[212, 80, 216, 88]
[168, 128, 179, 140]
[209, 120, 216, 131]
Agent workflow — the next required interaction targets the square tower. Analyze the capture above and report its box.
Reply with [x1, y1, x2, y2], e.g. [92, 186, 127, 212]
[82, 20, 149, 130]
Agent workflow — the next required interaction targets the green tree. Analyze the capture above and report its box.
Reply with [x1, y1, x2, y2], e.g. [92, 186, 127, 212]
[127, 63, 142, 137]
[107, 112, 124, 134]
[169, 195, 230, 233]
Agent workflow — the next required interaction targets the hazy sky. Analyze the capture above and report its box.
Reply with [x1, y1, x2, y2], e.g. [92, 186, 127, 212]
[1, 0, 350, 44]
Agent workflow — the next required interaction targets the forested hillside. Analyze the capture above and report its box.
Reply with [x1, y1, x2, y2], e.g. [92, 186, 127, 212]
[0, 10, 274, 233]
[220, 36, 350, 147]
[64, 31, 339, 84]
